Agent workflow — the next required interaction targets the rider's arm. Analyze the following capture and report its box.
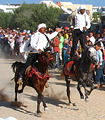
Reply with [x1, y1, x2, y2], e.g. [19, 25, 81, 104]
[56, 2, 72, 14]
[30, 33, 39, 50]
[47, 32, 58, 40]
[47, 28, 62, 40]
[85, 14, 91, 30]
[61, 6, 72, 15]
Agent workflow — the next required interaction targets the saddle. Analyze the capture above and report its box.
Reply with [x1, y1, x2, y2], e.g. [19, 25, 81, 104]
[64, 61, 76, 75]
[25, 65, 50, 81]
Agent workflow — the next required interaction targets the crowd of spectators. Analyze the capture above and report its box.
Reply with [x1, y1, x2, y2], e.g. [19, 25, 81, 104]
[0, 26, 105, 88]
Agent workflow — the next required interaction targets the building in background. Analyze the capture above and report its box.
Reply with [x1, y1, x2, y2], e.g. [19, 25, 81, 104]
[41, 1, 93, 27]
[0, 4, 20, 13]
[41, 1, 93, 17]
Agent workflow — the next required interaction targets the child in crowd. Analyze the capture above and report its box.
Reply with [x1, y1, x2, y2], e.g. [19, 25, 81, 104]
[94, 42, 104, 88]
[62, 39, 71, 64]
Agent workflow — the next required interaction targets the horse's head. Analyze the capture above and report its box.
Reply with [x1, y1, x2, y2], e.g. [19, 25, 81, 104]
[83, 46, 97, 64]
[38, 49, 54, 65]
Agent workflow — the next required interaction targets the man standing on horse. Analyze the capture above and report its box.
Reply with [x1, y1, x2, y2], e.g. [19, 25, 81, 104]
[57, 2, 91, 59]
[19, 23, 62, 80]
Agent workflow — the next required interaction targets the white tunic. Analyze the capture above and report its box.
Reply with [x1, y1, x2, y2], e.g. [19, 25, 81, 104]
[61, 6, 91, 31]
[30, 31, 58, 52]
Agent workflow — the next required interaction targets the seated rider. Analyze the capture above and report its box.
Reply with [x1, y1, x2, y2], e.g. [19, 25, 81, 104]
[18, 23, 62, 80]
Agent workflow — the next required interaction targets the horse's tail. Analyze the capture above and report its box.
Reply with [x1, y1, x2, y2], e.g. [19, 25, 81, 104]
[11, 61, 23, 73]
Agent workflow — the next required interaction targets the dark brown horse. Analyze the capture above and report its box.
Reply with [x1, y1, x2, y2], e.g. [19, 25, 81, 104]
[63, 46, 97, 105]
[11, 49, 54, 116]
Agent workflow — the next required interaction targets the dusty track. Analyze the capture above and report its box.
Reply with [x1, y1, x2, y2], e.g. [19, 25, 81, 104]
[0, 53, 105, 120]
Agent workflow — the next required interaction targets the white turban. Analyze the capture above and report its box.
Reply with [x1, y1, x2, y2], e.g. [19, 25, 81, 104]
[78, 6, 86, 10]
[38, 23, 47, 30]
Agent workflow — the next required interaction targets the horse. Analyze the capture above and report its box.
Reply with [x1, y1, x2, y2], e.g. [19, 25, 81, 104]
[11, 49, 54, 116]
[63, 46, 97, 105]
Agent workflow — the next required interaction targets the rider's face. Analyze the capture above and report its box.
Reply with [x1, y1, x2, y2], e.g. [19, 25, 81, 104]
[80, 9, 85, 14]
[39, 27, 46, 34]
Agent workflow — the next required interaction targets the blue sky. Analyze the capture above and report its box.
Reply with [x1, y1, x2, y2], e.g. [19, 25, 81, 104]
[0, 0, 105, 6]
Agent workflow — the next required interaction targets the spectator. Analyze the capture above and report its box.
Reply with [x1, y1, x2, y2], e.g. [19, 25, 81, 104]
[62, 39, 71, 64]
[53, 36, 61, 70]
[88, 32, 96, 45]
[58, 32, 64, 63]
[94, 42, 104, 88]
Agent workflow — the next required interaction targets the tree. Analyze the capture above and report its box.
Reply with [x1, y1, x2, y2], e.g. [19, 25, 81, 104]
[0, 12, 13, 28]
[92, 12, 102, 23]
[10, 4, 63, 31]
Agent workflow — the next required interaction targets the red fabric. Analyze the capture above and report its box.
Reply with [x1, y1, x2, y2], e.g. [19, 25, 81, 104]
[64, 61, 75, 75]
[90, 64, 95, 70]
[64, 27, 69, 30]
[53, 37, 60, 52]
[27, 67, 50, 80]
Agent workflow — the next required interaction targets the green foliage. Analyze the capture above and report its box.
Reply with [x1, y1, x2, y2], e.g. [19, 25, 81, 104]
[0, 12, 13, 28]
[0, 4, 62, 31]
[92, 12, 102, 23]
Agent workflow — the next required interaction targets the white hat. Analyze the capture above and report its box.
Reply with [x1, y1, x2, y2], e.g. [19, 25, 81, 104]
[38, 23, 47, 30]
[78, 6, 86, 10]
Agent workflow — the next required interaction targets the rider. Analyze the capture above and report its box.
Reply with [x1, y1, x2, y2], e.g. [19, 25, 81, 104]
[57, 2, 91, 59]
[19, 23, 62, 80]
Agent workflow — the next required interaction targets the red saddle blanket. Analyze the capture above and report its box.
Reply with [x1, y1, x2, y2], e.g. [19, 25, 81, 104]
[64, 61, 95, 76]
[64, 61, 75, 76]
[27, 67, 50, 80]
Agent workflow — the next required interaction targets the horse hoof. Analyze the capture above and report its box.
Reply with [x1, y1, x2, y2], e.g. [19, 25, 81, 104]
[66, 103, 70, 106]
[72, 106, 79, 110]
[85, 98, 89, 102]
[36, 112, 42, 117]
[80, 96, 84, 99]
[72, 103, 76, 106]
[44, 107, 48, 111]
[86, 91, 90, 96]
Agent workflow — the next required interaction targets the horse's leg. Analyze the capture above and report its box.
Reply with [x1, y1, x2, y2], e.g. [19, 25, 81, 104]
[15, 84, 19, 101]
[87, 85, 95, 95]
[38, 94, 48, 111]
[65, 76, 76, 106]
[83, 86, 89, 101]
[65, 76, 72, 105]
[82, 82, 90, 101]
[36, 94, 42, 115]
[77, 82, 84, 99]
[42, 95, 48, 111]
[83, 82, 95, 100]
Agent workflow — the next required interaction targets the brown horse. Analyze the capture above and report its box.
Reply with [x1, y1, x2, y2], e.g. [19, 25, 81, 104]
[11, 49, 54, 116]
[63, 46, 97, 105]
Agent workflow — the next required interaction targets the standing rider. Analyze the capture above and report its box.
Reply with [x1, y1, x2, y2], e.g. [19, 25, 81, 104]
[57, 2, 91, 59]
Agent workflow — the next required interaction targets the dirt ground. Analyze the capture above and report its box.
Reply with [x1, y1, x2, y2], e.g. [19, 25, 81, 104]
[0, 52, 105, 120]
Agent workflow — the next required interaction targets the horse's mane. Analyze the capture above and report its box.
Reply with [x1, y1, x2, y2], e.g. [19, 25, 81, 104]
[77, 47, 92, 72]
[11, 61, 25, 73]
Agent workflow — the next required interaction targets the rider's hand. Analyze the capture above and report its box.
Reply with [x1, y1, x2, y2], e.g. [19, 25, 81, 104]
[38, 49, 43, 53]
[56, 28, 63, 32]
[83, 27, 87, 31]
[56, 2, 62, 8]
